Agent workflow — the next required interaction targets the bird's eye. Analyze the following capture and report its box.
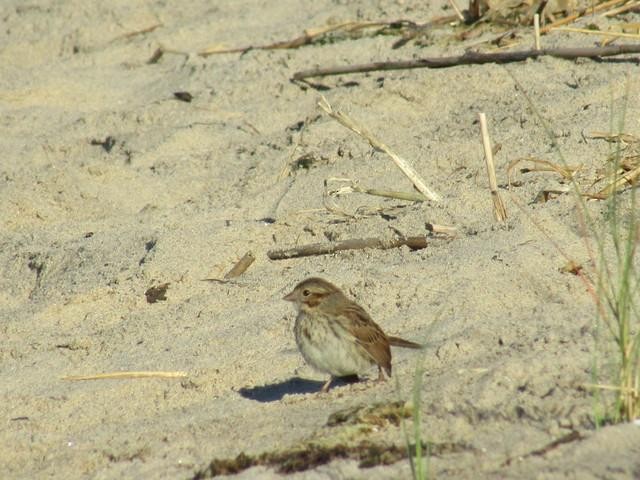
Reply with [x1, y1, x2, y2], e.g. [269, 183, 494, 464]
[302, 289, 311, 296]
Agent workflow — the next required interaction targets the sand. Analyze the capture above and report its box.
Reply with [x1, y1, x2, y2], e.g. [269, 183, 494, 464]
[2, 1, 640, 478]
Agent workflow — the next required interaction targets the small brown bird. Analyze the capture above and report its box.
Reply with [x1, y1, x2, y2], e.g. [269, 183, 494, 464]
[283, 277, 422, 392]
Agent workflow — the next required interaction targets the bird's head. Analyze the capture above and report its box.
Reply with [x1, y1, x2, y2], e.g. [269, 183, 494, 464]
[283, 277, 341, 312]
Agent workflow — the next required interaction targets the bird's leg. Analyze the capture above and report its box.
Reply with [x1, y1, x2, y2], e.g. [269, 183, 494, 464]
[321, 376, 333, 393]
[377, 366, 387, 382]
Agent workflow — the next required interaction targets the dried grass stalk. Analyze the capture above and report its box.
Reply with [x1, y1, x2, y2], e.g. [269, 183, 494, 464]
[198, 20, 404, 56]
[448, 0, 466, 22]
[478, 113, 507, 222]
[588, 131, 640, 144]
[597, 164, 640, 198]
[62, 371, 188, 381]
[326, 178, 427, 202]
[318, 96, 441, 202]
[552, 26, 640, 40]
[115, 22, 162, 41]
[507, 157, 581, 185]
[603, 1, 640, 17]
[540, 0, 629, 33]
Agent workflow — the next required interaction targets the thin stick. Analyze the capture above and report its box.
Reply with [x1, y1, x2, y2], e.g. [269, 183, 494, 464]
[318, 97, 441, 202]
[448, 0, 466, 22]
[113, 22, 162, 41]
[292, 44, 640, 80]
[224, 251, 255, 279]
[198, 20, 414, 56]
[502, 431, 583, 467]
[552, 27, 640, 40]
[534, 14, 541, 50]
[326, 179, 427, 202]
[62, 371, 188, 381]
[478, 113, 507, 222]
[351, 186, 426, 202]
[267, 236, 428, 260]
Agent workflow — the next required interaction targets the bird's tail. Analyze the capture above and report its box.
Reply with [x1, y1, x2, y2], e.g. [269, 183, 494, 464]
[388, 336, 423, 349]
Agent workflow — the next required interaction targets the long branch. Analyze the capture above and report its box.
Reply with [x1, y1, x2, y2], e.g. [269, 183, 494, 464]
[292, 44, 640, 80]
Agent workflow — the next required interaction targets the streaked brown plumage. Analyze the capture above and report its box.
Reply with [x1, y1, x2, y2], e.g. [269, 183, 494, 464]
[283, 277, 422, 392]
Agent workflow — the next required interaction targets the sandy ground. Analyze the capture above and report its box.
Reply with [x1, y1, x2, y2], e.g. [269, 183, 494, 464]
[2, 0, 640, 478]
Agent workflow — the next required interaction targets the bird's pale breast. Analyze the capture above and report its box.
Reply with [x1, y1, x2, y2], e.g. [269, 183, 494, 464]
[294, 311, 374, 376]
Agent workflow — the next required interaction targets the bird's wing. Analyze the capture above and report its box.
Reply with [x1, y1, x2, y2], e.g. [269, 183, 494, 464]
[338, 302, 392, 375]
[388, 336, 423, 349]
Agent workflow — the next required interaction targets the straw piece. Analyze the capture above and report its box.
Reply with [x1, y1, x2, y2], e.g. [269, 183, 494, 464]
[583, 382, 640, 393]
[198, 20, 414, 56]
[597, 164, 640, 197]
[318, 96, 441, 202]
[224, 251, 255, 279]
[62, 371, 188, 381]
[552, 26, 640, 40]
[603, 1, 640, 17]
[588, 131, 640, 144]
[507, 157, 581, 185]
[350, 186, 427, 202]
[326, 178, 427, 202]
[478, 113, 507, 222]
[267, 236, 428, 260]
[448, 0, 466, 22]
[534, 14, 541, 50]
[540, 0, 627, 33]
[114, 22, 162, 42]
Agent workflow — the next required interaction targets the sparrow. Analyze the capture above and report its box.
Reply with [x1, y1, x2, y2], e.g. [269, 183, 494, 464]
[283, 277, 422, 392]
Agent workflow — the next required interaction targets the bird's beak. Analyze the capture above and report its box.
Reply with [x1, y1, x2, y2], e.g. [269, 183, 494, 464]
[283, 291, 296, 302]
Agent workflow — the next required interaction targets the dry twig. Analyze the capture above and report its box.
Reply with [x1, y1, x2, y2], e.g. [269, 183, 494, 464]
[267, 236, 428, 260]
[292, 44, 640, 80]
[318, 97, 441, 202]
